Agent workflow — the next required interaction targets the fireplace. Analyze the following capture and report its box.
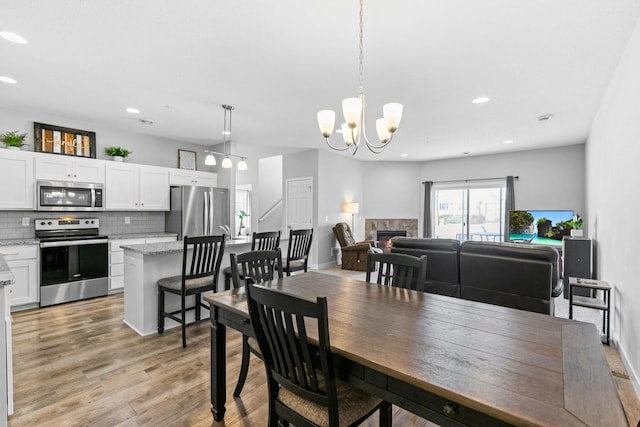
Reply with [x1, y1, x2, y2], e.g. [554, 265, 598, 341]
[377, 230, 407, 252]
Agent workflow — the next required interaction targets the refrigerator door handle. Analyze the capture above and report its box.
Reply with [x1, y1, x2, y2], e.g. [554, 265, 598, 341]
[209, 190, 215, 236]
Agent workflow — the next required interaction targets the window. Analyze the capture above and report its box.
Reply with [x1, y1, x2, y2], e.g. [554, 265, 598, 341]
[432, 181, 506, 242]
[235, 185, 252, 237]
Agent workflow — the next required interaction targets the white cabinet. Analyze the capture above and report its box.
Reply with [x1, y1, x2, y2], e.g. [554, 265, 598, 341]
[109, 236, 176, 291]
[105, 163, 169, 210]
[169, 169, 217, 187]
[35, 153, 105, 183]
[0, 150, 35, 210]
[0, 245, 39, 309]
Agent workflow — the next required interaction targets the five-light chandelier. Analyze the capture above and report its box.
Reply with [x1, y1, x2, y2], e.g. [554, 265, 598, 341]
[316, 0, 403, 155]
[205, 104, 248, 170]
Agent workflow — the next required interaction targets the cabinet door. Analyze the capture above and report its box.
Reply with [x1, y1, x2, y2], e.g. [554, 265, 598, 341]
[36, 155, 104, 183]
[6, 259, 38, 307]
[0, 151, 34, 210]
[109, 238, 146, 291]
[105, 163, 140, 210]
[169, 170, 217, 187]
[139, 166, 169, 210]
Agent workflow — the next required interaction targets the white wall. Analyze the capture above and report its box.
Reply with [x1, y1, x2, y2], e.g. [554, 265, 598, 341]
[362, 162, 422, 219]
[0, 107, 216, 171]
[317, 150, 365, 267]
[258, 155, 283, 233]
[586, 13, 640, 392]
[419, 145, 586, 235]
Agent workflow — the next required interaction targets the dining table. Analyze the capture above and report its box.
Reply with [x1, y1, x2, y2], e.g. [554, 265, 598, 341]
[204, 271, 627, 426]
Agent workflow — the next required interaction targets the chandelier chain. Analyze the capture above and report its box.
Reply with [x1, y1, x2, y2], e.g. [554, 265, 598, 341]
[358, 0, 364, 94]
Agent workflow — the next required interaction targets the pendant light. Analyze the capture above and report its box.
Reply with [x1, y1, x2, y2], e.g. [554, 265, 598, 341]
[204, 104, 248, 170]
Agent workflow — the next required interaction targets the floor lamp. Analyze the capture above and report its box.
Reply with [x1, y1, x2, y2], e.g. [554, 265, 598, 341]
[343, 202, 360, 232]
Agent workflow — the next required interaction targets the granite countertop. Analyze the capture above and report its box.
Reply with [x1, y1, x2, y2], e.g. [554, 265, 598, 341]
[108, 232, 178, 240]
[0, 239, 39, 246]
[122, 235, 253, 255]
[0, 256, 15, 287]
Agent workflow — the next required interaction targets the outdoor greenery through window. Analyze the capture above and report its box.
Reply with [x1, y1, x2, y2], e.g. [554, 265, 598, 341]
[432, 181, 506, 242]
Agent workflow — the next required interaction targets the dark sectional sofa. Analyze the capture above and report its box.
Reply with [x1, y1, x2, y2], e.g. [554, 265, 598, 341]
[390, 237, 563, 315]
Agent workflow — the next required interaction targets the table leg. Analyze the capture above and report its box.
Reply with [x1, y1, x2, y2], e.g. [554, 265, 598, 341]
[210, 308, 227, 421]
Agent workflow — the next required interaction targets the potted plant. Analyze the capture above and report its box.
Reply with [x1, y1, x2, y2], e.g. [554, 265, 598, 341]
[1, 130, 28, 150]
[568, 214, 584, 237]
[104, 146, 131, 161]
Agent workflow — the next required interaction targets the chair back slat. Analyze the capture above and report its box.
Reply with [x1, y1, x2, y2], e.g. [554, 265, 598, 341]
[183, 235, 225, 281]
[230, 249, 283, 289]
[366, 252, 428, 291]
[287, 229, 313, 261]
[248, 284, 335, 410]
[252, 231, 281, 251]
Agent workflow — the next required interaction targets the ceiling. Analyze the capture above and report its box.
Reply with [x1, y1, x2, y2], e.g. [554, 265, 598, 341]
[2, 0, 640, 162]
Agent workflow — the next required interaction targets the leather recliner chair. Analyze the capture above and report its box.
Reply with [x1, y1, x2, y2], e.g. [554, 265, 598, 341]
[332, 222, 378, 271]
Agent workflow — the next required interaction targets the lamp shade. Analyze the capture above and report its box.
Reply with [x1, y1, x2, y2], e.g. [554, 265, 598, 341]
[383, 102, 403, 132]
[342, 97, 362, 128]
[221, 156, 233, 169]
[204, 153, 216, 166]
[237, 158, 248, 171]
[343, 202, 360, 214]
[317, 110, 336, 137]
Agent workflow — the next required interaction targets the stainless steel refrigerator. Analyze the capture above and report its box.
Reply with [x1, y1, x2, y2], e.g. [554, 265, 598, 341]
[165, 186, 230, 240]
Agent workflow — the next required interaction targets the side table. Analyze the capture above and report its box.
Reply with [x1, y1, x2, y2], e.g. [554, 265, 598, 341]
[569, 277, 611, 345]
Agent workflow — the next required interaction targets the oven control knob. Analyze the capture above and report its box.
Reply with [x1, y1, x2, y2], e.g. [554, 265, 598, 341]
[47, 221, 52, 225]
[40, 221, 46, 226]
[85, 220, 90, 224]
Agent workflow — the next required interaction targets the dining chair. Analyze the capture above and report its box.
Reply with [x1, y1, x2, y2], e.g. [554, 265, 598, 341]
[366, 252, 428, 291]
[281, 228, 313, 276]
[230, 249, 283, 397]
[246, 282, 392, 427]
[223, 230, 281, 290]
[157, 235, 225, 348]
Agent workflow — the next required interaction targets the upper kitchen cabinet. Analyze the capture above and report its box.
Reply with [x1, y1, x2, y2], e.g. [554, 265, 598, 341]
[0, 150, 35, 210]
[105, 163, 169, 210]
[35, 153, 105, 184]
[169, 169, 217, 187]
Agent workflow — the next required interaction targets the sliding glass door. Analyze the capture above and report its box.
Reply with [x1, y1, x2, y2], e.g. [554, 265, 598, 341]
[433, 182, 506, 241]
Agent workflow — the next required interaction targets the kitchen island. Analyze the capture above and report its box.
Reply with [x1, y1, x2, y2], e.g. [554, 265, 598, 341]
[121, 237, 253, 336]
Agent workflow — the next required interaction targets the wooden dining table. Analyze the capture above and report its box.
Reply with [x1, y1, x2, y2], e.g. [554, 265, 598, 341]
[204, 271, 628, 426]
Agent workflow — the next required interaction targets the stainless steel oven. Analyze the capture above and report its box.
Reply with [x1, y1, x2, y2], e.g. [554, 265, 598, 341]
[36, 218, 109, 307]
[36, 180, 104, 211]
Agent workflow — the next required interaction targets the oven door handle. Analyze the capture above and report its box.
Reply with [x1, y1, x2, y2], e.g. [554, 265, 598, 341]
[40, 239, 108, 248]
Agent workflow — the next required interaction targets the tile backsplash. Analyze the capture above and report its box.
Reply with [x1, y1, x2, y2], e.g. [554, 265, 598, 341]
[0, 211, 165, 240]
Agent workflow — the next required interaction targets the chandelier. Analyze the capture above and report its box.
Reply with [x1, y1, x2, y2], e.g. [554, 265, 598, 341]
[316, 0, 403, 155]
[205, 104, 248, 170]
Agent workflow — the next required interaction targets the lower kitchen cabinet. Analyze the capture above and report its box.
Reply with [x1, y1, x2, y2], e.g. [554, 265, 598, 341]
[0, 245, 39, 309]
[109, 236, 176, 292]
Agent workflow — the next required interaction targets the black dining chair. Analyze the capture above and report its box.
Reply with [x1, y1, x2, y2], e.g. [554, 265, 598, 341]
[230, 249, 283, 397]
[246, 282, 392, 427]
[223, 230, 281, 290]
[157, 235, 225, 348]
[366, 252, 427, 291]
[281, 228, 313, 276]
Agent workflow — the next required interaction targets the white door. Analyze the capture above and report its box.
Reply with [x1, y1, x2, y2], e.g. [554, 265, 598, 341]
[286, 177, 313, 231]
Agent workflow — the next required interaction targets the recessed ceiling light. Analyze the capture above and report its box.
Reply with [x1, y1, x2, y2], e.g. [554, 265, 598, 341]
[0, 76, 17, 84]
[125, 107, 140, 114]
[537, 114, 554, 122]
[472, 96, 491, 104]
[0, 32, 28, 44]
[400, 154, 408, 157]
[503, 140, 514, 144]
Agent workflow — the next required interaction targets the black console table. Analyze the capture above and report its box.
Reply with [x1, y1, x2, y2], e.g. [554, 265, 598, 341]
[569, 276, 610, 345]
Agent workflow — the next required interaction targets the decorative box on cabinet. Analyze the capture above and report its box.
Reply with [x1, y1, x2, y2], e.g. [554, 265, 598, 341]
[109, 236, 176, 291]
[562, 237, 592, 298]
[0, 245, 39, 309]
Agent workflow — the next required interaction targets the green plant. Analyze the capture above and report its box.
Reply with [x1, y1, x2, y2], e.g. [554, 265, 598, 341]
[104, 146, 131, 157]
[1, 130, 28, 147]
[567, 214, 583, 229]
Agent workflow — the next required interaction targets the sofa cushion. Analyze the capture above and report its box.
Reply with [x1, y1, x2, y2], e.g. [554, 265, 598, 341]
[390, 237, 461, 290]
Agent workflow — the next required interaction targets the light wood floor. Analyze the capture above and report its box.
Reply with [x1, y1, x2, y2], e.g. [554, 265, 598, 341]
[8, 293, 436, 426]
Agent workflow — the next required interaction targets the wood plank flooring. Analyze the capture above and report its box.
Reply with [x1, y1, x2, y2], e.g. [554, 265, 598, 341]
[8, 294, 436, 426]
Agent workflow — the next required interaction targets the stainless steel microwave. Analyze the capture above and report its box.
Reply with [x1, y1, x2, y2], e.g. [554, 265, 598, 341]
[36, 181, 104, 211]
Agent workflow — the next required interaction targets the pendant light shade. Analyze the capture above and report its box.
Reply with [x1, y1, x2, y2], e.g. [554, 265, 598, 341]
[204, 104, 249, 171]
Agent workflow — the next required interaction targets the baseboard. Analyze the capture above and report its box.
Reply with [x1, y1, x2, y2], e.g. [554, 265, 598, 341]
[615, 338, 640, 399]
[312, 261, 339, 270]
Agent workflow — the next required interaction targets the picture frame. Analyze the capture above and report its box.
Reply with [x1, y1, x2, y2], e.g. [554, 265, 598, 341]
[178, 149, 197, 170]
[34, 122, 96, 158]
